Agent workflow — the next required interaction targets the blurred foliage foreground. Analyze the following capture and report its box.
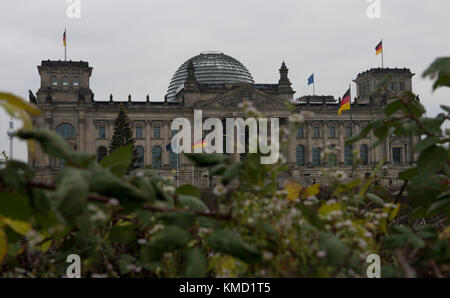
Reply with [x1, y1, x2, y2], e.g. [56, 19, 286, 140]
[0, 58, 449, 278]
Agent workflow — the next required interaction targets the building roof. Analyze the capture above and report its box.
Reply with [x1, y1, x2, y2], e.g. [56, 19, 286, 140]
[166, 51, 254, 100]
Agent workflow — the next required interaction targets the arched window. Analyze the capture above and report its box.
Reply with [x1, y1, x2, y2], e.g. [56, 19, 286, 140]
[56, 123, 75, 139]
[152, 146, 162, 169]
[51, 76, 58, 86]
[360, 144, 369, 166]
[62, 76, 69, 86]
[345, 145, 353, 166]
[135, 146, 144, 168]
[73, 76, 79, 86]
[97, 146, 107, 163]
[312, 147, 321, 166]
[296, 145, 305, 166]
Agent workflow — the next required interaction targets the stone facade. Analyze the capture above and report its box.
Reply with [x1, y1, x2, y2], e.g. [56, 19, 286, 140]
[29, 55, 418, 187]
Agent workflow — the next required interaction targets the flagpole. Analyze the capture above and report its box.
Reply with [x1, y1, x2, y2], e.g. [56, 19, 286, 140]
[176, 152, 180, 187]
[349, 83, 354, 178]
[313, 74, 315, 96]
[64, 28, 67, 61]
[381, 39, 384, 68]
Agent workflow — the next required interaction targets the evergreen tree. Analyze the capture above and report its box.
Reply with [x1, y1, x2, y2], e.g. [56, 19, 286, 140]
[109, 104, 135, 154]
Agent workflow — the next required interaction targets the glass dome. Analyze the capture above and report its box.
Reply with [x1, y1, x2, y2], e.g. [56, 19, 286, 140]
[166, 51, 254, 100]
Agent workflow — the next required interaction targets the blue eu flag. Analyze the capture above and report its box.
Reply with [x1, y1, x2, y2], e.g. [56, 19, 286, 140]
[308, 73, 314, 85]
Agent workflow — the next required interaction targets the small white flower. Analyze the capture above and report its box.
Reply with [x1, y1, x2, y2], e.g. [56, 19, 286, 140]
[213, 184, 227, 196]
[108, 198, 120, 206]
[136, 170, 145, 178]
[137, 238, 147, 245]
[263, 251, 274, 261]
[317, 250, 327, 258]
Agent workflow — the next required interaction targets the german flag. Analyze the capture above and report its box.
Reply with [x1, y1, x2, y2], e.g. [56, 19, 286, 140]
[192, 139, 206, 149]
[338, 88, 351, 115]
[375, 40, 383, 55]
[63, 29, 66, 47]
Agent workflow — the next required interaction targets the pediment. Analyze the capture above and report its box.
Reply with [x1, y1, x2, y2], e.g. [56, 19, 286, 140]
[193, 86, 287, 110]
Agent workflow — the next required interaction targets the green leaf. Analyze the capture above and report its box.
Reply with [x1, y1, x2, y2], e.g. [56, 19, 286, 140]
[52, 168, 90, 224]
[407, 173, 442, 208]
[100, 144, 133, 177]
[184, 247, 207, 278]
[176, 184, 201, 199]
[427, 198, 450, 215]
[208, 229, 261, 263]
[108, 224, 138, 244]
[366, 193, 385, 207]
[398, 167, 418, 181]
[296, 204, 324, 230]
[417, 145, 447, 174]
[440, 105, 450, 114]
[185, 153, 227, 167]
[89, 169, 150, 210]
[142, 226, 191, 262]
[16, 129, 72, 159]
[158, 212, 197, 227]
[422, 57, 450, 90]
[221, 162, 242, 186]
[0, 193, 31, 221]
[318, 232, 350, 266]
[414, 136, 438, 153]
[384, 100, 406, 116]
[177, 195, 209, 212]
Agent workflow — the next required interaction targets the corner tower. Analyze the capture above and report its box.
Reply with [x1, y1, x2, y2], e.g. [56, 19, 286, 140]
[353, 68, 414, 105]
[36, 60, 94, 104]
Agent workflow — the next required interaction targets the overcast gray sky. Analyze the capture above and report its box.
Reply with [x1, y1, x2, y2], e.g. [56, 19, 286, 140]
[1, 0, 449, 161]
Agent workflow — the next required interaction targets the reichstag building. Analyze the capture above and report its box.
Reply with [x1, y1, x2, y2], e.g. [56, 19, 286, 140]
[29, 51, 418, 186]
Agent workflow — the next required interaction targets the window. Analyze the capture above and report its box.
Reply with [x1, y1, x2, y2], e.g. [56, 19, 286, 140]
[329, 126, 336, 138]
[296, 145, 305, 166]
[392, 147, 402, 165]
[390, 82, 395, 91]
[328, 145, 337, 166]
[345, 145, 353, 166]
[345, 126, 352, 137]
[136, 126, 143, 139]
[99, 127, 106, 139]
[360, 144, 369, 165]
[62, 76, 69, 86]
[170, 152, 178, 169]
[312, 147, 321, 166]
[154, 127, 160, 138]
[59, 158, 66, 168]
[56, 123, 75, 139]
[297, 127, 304, 138]
[313, 127, 320, 138]
[152, 146, 162, 169]
[135, 146, 144, 168]
[97, 146, 107, 163]
[399, 82, 404, 91]
[73, 76, 79, 86]
[51, 76, 58, 86]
